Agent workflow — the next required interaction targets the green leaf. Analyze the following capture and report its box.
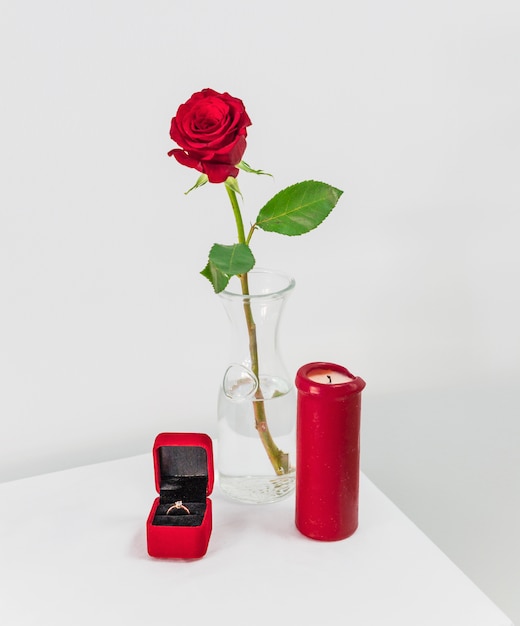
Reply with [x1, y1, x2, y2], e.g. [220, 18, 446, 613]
[210, 242, 255, 274]
[237, 160, 272, 177]
[184, 174, 208, 195]
[255, 180, 343, 236]
[200, 261, 231, 293]
[200, 243, 256, 292]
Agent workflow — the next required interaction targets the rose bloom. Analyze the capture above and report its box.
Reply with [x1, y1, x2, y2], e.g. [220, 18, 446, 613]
[168, 88, 252, 184]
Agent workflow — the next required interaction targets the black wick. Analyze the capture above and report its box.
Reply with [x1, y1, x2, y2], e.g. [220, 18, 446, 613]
[327, 375, 332, 383]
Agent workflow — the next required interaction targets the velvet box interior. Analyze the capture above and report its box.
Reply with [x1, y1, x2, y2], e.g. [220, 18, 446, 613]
[146, 432, 214, 558]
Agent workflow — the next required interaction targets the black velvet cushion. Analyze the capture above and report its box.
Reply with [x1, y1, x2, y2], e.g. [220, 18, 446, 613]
[153, 445, 209, 527]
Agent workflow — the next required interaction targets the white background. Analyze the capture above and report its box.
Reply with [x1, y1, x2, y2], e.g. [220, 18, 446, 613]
[1, 0, 519, 622]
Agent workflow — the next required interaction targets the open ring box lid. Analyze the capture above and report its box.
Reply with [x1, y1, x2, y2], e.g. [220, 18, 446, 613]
[146, 432, 214, 559]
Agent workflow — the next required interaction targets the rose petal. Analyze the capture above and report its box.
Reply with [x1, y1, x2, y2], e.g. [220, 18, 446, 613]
[202, 162, 239, 184]
[211, 135, 247, 166]
[168, 149, 203, 174]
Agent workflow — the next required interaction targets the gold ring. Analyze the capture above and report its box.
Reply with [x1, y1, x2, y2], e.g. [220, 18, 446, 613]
[166, 500, 190, 515]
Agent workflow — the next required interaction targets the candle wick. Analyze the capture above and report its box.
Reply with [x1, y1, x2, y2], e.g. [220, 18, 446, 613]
[327, 375, 332, 383]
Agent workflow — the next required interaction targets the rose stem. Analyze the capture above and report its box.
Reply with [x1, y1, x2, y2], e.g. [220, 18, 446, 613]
[226, 184, 289, 475]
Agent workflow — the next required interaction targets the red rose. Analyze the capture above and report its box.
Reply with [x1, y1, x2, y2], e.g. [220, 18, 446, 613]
[168, 88, 252, 184]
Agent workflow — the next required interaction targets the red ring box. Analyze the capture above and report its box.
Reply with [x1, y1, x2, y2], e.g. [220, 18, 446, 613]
[146, 432, 214, 559]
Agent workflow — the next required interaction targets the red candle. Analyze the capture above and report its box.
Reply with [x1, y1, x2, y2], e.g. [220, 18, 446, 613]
[295, 362, 366, 541]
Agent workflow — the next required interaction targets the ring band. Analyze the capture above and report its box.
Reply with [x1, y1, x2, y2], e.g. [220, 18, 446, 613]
[166, 500, 190, 515]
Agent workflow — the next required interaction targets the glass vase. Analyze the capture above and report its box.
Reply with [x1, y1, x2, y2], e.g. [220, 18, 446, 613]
[217, 268, 296, 504]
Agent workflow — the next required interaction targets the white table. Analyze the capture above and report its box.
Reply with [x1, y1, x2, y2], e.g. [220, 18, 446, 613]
[0, 453, 513, 626]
